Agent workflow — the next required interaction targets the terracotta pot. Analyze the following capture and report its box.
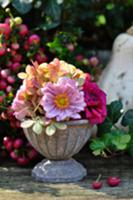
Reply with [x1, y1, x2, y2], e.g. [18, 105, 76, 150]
[23, 119, 92, 183]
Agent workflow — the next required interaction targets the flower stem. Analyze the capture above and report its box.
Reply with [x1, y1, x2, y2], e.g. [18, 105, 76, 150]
[96, 174, 102, 182]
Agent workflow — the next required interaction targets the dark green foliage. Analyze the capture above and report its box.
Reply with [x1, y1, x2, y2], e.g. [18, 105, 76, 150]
[0, 0, 133, 48]
[90, 101, 133, 157]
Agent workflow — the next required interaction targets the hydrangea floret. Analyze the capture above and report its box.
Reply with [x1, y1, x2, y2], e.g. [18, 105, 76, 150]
[11, 58, 107, 136]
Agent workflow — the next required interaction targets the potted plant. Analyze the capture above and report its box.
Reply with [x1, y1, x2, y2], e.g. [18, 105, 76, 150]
[11, 58, 107, 183]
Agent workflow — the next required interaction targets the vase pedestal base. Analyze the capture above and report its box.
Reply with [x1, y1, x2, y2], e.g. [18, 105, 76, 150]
[32, 158, 87, 183]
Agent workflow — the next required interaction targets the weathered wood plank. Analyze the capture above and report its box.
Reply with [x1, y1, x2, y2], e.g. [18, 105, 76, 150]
[0, 154, 133, 200]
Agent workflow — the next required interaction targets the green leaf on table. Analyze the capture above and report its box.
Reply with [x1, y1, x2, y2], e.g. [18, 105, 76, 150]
[32, 121, 42, 134]
[101, 133, 113, 146]
[46, 124, 56, 136]
[90, 139, 105, 155]
[92, 149, 101, 156]
[12, 0, 32, 14]
[21, 119, 34, 128]
[54, 122, 67, 130]
[107, 100, 123, 124]
[112, 133, 131, 150]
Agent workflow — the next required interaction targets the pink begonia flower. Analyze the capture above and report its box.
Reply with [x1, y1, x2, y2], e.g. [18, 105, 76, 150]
[11, 83, 29, 120]
[41, 77, 86, 121]
[83, 75, 107, 125]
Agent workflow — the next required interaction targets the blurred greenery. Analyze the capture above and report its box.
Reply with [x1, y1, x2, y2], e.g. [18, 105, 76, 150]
[0, 0, 133, 49]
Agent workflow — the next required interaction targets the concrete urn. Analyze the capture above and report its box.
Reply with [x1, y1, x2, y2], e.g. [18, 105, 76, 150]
[24, 119, 92, 183]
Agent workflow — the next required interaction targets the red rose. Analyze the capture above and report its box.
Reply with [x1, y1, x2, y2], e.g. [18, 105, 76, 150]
[83, 75, 107, 124]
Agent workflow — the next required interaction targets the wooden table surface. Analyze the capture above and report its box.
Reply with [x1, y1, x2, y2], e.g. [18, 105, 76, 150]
[0, 153, 132, 200]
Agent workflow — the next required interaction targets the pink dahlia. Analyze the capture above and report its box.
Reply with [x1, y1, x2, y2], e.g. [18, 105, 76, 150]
[83, 75, 107, 125]
[41, 77, 86, 121]
[11, 84, 29, 120]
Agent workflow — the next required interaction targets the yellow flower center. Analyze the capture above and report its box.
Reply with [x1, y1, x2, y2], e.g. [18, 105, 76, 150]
[54, 93, 69, 109]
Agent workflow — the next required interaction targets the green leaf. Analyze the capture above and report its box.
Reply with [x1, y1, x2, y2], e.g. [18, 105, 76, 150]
[90, 139, 105, 151]
[38, 118, 46, 126]
[45, 0, 61, 21]
[98, 118, 112, 134]
[54, 122, 67, 130]
[0, 0, 10, 8]
[121, 109, 133, 127]
[12, 0, 32, 14]
[0, 91, 5, 96]
[112, 134, 131, 150]
[40, 21, 60, 31]
[76, 78, 85, 87]
[96, 14, 106, 26]
[101, 133, 113, 146]
[46, 124, 56, 136]
[106, 3, 114, 10]
[128, 146, 133, 157]
[107, 100, 123, 124]
[120, 134, 131, 143]
[21, 119, 34, 128]
[32, 121, 42, 134]
[93, 149, 101, 156]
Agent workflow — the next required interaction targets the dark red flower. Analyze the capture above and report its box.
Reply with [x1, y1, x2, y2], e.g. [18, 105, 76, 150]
[83, 75, 107, 124]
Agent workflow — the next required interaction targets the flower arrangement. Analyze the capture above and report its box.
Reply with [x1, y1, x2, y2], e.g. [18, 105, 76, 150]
[12, 58, 107, 136]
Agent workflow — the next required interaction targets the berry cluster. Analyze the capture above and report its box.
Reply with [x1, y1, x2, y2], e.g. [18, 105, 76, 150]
[0, 11, 48, 165]
[2, 136, 38, 166]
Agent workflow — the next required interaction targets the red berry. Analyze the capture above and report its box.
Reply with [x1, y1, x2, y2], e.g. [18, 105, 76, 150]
[17, 156, 29, 166]
[13, 139, 23, 149]
[11, 43, 20, 50]
[0, 80, 7, 89]
[11, 50, 16, 56]
[26, 142, 32, 148]
[27, 149, 38, 160]
[92, 181, 103, 190]
[5, 140, 13, 152]
[66, 43, 75, 52]
[19, 24, 29, 36]
[3, 136, 11, 146]
[23, 42, 29, 50]
[7, 76, 15, 84]
[0, 23, 11, 36]
[5, 17, 10, 24]
[75, 54, 84, 62]
[89, 56, 99, 67]
[92, 174, 102, 190]
[1, 150, 7, 158]
[107, 176, 121, 187]
[7, 60, 13, 68]
[0, 96, 4, 103]
[35, 53, 48, 64]
[11, 62, 20, 71]
[10, 151, 18, 160]
[1, 69, 10, 78]
[13, 54, 22, 62]
[6, 85, 13, 93]
[28, 34, 40, 45]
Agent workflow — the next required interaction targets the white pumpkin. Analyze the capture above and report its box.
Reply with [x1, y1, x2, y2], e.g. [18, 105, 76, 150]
[99, 27, 133, 112]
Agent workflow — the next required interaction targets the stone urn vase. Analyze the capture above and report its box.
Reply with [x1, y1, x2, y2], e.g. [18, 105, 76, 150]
[23, 119, 92, 183]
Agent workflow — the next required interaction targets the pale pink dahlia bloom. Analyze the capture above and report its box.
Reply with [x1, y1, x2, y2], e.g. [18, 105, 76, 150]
[41, 77, 86, 121]
[12, 84, 29, 120]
